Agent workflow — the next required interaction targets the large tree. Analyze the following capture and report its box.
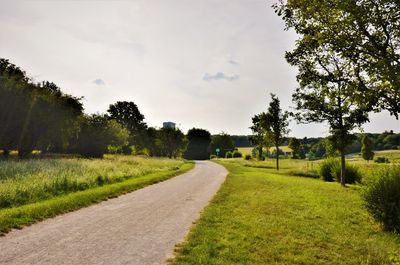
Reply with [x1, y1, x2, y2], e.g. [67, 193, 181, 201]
[184, 128, 212, 160]
[273, 0, 400, 118]
[108, 101, 147, 149]
[156, 127, 186, 158]
[265, 94, 289, 170]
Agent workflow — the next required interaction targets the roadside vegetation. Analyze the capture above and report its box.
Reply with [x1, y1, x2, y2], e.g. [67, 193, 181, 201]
[0, 156, 193, 234]
[172, 159, 400, 265]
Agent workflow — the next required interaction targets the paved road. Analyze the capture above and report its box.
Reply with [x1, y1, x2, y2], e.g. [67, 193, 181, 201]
[0, 161, 227, 265]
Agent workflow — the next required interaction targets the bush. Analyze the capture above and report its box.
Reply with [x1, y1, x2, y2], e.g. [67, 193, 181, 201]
[319, 158, 338, 182]
[232, 151, 243, 158]
[210, 155, 217, 160]
[318, 158, 361, 184]
[225, 151, 233, 158]
[363, 166, 400, 232]
[244, 154, 251, 160]
[374, 157, 390, 163]
[331, 163, 362, 184]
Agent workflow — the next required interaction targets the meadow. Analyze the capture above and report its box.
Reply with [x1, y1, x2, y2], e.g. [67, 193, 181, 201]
[172, 155, 400, 265]
[0, 155, 193, 234]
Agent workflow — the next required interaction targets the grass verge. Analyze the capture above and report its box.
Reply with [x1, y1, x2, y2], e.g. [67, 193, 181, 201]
[0, 161, 194, 235]
[171, 160, 400, 265]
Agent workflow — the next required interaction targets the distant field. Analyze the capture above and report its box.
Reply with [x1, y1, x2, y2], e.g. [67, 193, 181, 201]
[172, 159, 400, 264]
[0, 155, 193, 234]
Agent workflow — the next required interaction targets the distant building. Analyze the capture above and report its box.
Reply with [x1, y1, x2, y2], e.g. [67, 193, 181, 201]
[163, 122, 176, 129]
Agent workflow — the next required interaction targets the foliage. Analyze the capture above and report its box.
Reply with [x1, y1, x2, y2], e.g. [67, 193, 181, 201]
[75, 114, 128, 158]
[250, 112, 271, 160]
[375, 157, 390, 164]
[156, 127, 186, 158]
[319, 158, 361, 184]
[361, 134, 375, 161]
[225, 151, 233, 158]
[244, 154, 251, 160]
[210, 155, 217, 160]
[0, 58, 83, 157]
[266, 94, 290, 169]
[232, 151, 243, 158]
[363, 166, 400, 232]
[273, 0, 400, 118]
[318, 158, 339, 182]
[210, 133, 234, 157]
[107, 101, 147, 148]
[288, 138, 301, 158]
[184, 128, 211, 160]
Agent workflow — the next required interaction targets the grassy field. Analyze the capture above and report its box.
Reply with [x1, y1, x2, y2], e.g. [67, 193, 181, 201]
[172, 159, 400, 265]
[0, 155, 194, 234]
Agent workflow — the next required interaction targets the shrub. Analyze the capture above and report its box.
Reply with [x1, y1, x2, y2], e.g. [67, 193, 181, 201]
[318, 158, 361, 184]
[232, 151, 243, 158]
[363, 166, 400, 232]
[331, 163, 362, 184]
[244, 154, 251, 160]
[375, 157, 390, 163]
[225, 151, 233, 158]
[209, 155, 217, 160]
[318, 158, 338, 182]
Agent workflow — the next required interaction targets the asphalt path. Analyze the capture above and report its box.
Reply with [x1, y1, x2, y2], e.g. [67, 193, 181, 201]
[0, 161, 228, 265]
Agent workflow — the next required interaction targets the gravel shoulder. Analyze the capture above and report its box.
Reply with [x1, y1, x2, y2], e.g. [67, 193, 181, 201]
[0, 161, 227, 265]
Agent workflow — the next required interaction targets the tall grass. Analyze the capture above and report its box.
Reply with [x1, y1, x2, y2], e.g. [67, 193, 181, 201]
[0, 155, 184, 209]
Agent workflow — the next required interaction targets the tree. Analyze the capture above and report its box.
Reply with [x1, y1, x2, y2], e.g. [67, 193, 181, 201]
[274, 0, 400, 119]
[265, 94, 290, 170]
[156, 127, 186, 158]
[250, 112, 271, 160]
[210, 133, 235, 158]
[108, 101, 147, 149]
[75, 114, 128, 158]
[288, 138, 301, 159]
[184, 128, 211, 160]
[361, 134, 375, 161]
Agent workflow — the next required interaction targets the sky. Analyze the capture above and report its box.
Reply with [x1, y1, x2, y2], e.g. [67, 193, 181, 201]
[0, 0, 398, 137]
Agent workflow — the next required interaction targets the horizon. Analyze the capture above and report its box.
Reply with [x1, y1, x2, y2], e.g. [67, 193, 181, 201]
[1, 0, 399, 137]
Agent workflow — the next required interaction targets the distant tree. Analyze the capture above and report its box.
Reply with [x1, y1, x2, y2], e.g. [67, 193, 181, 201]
[250, 112, 270, 160]
[265, 94, 290, 170]
[76, 114, 128, 158]
[156, 127, 186, 158]
[108, 101, 147, 149]
[184, 128, 211, 160]
[210, 133, 235, 158]
[361, 135, 375, 161]
[288, 138, 301, 159]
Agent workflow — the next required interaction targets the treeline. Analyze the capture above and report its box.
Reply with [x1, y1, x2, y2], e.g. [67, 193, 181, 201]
[245, 131, 399, 161]
[0, 58, 242, 159]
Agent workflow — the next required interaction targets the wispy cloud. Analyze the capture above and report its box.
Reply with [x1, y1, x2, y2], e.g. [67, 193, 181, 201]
[228, 59, 238, 65]
[93, 78, 105, 86]
[203, 72, 239, 81]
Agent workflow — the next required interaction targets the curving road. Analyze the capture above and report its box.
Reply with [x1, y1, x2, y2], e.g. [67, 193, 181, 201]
[0, 161, 227, 265]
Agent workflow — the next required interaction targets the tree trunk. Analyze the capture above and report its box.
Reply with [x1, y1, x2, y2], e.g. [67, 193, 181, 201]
[276, 144, 279, 170]
[340, 150, 346, 186]
[258, 146, 263, 160]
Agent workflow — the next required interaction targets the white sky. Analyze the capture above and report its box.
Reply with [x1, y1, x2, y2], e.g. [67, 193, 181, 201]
[0, 0, 399, 137]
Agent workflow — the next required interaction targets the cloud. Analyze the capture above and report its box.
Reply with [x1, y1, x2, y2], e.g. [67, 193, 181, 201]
[93, 78, 105, 86]
[228, 59, 238, 65]
[203, 72, 239, 81]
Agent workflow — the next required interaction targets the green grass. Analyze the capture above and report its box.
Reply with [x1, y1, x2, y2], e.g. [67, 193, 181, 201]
[0, 156, 194, 234]
[172, 160, 400, 265]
